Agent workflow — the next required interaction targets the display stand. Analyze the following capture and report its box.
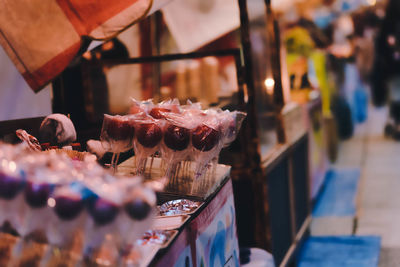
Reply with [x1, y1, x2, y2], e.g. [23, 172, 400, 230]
[151, 177, 239, 266]
[118, 158, 239, 266]
[46, 0, 314, 266]
[0, 0, 319, 265]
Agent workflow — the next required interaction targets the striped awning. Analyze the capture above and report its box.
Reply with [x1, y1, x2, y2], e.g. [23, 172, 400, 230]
[0, 0, 158, 92]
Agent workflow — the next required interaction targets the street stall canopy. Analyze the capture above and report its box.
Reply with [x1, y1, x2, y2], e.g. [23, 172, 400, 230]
[0, 0, 172, 93]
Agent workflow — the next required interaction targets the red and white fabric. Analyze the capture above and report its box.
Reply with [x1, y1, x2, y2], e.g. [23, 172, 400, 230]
[0, 0, 162, 92]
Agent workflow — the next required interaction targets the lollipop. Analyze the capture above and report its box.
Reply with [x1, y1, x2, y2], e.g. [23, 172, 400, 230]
[46, 182, 90, 247]
[164, 124, 191, 151]
[0, 143, 158, 263]
[87, 198, 119, 226]
[124, 197, 152, 221]
[136, 122, 163, 149]
[11, 150, 76, 236]
[218, 110, 247, 147]
[191, 124, 220, 152]
[149, 99, 181, 119]
[82, 178, 123, 253]
[83, 177, 156, 253]
[17, 177, 55, 237]
[0, 165, 25, 200]
[133, 117, 164, 175]
[24, 182, 52, 208]
[0, 159, 26, 230]
[118, 185, 156, 246]
[100, 114, 135, 173]
[160, 112, 196, 178]
[189, 111, 223, 179]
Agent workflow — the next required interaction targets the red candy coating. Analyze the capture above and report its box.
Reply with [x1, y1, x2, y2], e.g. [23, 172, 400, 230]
[149, 108, 171, 119]
[104, 117, 134, 141]
[136, 123, 163, 148]
[191, 125, 220, 152]
[124, 199, 151, 221]
[164, 125, 190, 151]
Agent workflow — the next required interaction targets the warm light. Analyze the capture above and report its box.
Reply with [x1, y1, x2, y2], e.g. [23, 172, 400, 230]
[264, 78, 275, 95]
[47, 198, 56, 207]
[8, 161, 16, 172]
[367, 0, 376, 6]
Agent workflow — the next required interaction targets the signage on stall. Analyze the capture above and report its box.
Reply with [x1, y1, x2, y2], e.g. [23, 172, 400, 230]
[154, 179, 240, 267]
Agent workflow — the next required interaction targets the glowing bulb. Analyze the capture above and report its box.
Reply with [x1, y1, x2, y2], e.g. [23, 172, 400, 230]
[264, 78, 275, 95]
[9, 161, 16, 172]
[47, 198, 56, 207]
[367, 0, 376, 5]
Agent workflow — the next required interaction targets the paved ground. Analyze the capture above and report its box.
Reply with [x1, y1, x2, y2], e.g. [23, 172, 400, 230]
[333, 107, 400, 266]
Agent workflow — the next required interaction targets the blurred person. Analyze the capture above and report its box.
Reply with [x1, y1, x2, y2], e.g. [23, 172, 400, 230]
[81, 38, 129, 120]
[325, 15, 356, 139]
[352, 9, 380, 85]
[350, 9, 382, 124]
[56, 38, 129, 130]
[371, 0, 400, 139]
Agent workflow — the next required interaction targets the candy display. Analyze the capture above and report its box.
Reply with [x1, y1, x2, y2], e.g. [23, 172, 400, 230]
[104, 98, 246, 179]
[0, 143, 156, 257]
[100, 114, 136, 172]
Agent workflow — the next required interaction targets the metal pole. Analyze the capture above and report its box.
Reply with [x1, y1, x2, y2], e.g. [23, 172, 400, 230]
[238, 0, 271, 251]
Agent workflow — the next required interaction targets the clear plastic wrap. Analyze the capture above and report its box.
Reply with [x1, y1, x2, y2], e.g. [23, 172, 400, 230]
[149, 98, 181, 119]
[100, 114, 136, 173]
[0, 143, 157, 260]
[218, 110, 247, 147]
[133, 117, 164, 175]
[190, 112, 222, 179]
[160, 112, 197, 177]
[125, 99, 246, 181]
[100, 114, 135, 153]
[129, 98, 154, 115]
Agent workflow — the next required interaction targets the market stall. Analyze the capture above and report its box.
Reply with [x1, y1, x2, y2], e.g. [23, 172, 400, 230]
[0, 0, 317, 266]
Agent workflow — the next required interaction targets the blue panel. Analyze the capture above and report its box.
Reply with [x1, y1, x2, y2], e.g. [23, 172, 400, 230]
[313, 169, 360, 217]
[298, 236, 381, 267]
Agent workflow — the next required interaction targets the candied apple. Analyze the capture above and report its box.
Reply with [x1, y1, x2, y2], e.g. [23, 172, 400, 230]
[149, 108, 171, 119]
[54, 195, 84, 220]
[24, 182, 52, 208]
[164, 125, 190, 151]
[124, 199, 151, 221]
[191, 125, 220, 152]
[88, 198, 119, 226]
[104, 116, 134, 141]
[136, 123, 163, 148]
